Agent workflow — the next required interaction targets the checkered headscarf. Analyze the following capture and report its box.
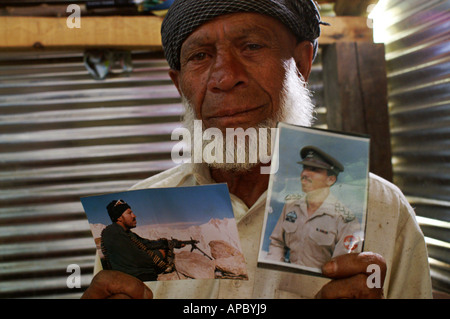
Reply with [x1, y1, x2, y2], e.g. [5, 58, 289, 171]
[161, 0, 326, 70]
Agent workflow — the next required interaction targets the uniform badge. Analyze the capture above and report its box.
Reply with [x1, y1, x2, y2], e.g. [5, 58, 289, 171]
[316, 228, 329, 235]
[335, 202, 355, 222]
[343, 235, 359, 251]
[285, 211, 297, 223]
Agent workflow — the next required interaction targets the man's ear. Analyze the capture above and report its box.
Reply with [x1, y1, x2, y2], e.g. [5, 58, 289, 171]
[168, 69, 182, 96]
[293, 40, 314, 82]
[326, 175, 337, 187]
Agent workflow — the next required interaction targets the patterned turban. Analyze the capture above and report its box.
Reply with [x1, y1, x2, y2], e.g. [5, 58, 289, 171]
[161, 0, 327, 70]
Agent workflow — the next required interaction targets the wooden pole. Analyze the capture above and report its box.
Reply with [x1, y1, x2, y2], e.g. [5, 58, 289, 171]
[322, 42, 393, 181]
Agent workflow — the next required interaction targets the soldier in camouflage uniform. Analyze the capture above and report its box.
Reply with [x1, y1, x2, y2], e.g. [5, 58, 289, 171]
[268, 146, 361, 270]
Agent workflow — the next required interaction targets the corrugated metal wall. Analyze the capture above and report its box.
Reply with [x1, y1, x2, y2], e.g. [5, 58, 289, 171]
[379, 0, 450, 293]
[0, 50, 184, 298]
[0, 47, 325, 298]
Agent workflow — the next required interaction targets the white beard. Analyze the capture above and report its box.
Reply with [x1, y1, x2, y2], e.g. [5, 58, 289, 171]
[181, 59, 315, 172]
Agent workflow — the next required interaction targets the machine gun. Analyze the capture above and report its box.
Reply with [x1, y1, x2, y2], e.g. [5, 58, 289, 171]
[169, 237, 213, 260]
[162, 237, 213, 279]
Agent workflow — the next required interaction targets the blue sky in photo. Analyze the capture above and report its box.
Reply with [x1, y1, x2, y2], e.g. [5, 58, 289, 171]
[81, 183, 234, 228]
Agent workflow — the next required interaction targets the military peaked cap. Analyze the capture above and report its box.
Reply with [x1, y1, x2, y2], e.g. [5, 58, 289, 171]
[298, 145, 344, 176]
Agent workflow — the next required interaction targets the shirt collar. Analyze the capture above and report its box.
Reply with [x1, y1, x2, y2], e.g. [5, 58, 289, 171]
[297, 192, 340, 219]
[190, 163, 267, 223]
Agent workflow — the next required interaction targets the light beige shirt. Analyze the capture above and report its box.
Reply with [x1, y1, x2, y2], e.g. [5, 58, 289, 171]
[93, 163, 432, 298]
[268, 194, 361, 269]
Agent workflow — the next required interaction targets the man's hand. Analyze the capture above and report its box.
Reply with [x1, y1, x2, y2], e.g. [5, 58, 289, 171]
[81, 270, 153, 299]
[316, 252, 387, 299]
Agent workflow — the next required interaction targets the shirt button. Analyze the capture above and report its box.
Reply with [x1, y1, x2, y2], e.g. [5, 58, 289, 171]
[233, 280, 241, 288]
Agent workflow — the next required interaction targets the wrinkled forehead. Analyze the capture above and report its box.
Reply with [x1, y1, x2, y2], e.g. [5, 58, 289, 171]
[180, 12, 295, 52]
[161, 0, 323, 70]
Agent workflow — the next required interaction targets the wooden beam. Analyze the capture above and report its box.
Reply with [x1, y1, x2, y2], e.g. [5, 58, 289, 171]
[334, 0, 379, 16]
[0, 15, 372, 50]
[0, 16, 163, 50]
[322, 42, 392, 182]
[320, 16, 373, 43]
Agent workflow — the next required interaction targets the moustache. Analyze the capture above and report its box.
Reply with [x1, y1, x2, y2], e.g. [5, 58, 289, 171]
[301, 176, 312, 183]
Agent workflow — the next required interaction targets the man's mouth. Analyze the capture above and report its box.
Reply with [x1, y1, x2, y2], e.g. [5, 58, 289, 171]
[206, 104, 267, 121]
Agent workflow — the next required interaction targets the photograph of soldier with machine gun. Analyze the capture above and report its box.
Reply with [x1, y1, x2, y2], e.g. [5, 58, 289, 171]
[81, 184, 248, 282]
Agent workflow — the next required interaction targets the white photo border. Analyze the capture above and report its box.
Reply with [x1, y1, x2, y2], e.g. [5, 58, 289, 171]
[258, 122, 370, 276]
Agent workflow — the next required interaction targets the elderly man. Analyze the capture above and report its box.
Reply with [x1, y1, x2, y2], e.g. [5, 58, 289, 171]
[82, 0, 432, 299]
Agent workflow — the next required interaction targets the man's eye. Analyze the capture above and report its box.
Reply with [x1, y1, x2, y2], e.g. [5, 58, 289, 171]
[190, 52, 207, 61]
[246, 43, 263, 50]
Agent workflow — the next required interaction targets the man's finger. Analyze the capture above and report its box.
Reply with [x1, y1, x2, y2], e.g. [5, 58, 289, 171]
[81, 270, 153, 299]
[316, 274, 384, 299]
[322, 252, 387, 280]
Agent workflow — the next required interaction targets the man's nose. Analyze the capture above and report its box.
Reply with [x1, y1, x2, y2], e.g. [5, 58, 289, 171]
[301, 169, 309, 177]
[207, 50, 248, 92]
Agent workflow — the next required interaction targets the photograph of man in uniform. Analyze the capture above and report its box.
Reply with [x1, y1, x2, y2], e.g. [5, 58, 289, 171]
[101, 199, 186, 281]
[266, 145, 362, 272]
